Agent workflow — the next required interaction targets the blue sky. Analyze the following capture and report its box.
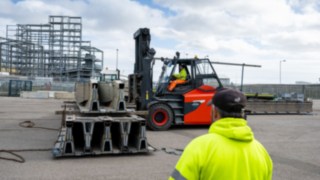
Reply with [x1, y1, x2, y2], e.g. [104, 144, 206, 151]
[135, 0, 176, 17]
[1, 0, 320, 84]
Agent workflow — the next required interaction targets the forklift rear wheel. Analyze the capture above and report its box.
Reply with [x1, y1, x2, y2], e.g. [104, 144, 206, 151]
[148, 104, 173, 131]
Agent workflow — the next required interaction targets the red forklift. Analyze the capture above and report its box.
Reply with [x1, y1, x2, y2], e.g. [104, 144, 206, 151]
[129, 28, 223, 130]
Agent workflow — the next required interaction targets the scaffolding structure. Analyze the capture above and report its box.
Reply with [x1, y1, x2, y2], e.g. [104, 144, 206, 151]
[1, 15, 103, 81]
[0, 37, 45, 76]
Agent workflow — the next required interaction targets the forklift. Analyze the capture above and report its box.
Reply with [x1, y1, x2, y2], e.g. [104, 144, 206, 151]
[129, 28, 223, 130]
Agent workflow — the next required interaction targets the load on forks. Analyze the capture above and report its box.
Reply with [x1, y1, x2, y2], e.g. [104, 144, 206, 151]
[52, 69, 149, 157]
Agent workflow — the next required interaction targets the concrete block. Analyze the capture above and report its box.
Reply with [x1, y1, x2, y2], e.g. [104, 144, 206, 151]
[38, 91, 56, 98]
[48, 91, 56, 98]
[54, 92, 75, 100]
[20, 91, 49, 99]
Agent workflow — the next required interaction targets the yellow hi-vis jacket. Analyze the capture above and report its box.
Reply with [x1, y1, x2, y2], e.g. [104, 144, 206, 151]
[173, 68, 187, 80]
[169, 117, 273, 180]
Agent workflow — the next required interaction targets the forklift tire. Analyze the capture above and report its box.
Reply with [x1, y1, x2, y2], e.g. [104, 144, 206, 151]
[148, 104, 173, 131]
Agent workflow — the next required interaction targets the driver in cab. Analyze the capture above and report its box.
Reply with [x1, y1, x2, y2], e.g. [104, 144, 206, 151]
[168, 64, 187, 91]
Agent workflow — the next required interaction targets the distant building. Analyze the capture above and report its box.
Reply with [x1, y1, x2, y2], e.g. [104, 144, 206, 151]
[295, 81, 311, 85]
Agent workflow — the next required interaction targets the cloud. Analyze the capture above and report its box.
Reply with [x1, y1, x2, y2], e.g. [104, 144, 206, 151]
[0, 0, 320, 83]
[151, 0, 320, 83]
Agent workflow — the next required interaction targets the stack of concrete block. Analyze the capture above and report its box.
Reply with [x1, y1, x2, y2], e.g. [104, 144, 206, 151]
[20, 91, 74, 100]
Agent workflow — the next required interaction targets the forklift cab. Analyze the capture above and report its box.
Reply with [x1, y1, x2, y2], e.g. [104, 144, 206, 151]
[155, 58, 222, 95]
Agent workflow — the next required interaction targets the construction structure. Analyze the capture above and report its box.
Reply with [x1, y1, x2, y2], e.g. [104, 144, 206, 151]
[1, 15, 103, 81]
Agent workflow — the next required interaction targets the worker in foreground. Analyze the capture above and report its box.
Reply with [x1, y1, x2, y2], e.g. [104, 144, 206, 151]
[168, 64, 187, 91]
[169, 88, 273, 180]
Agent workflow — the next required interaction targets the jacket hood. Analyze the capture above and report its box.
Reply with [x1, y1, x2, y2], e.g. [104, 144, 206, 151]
[209, 118, 254, 141]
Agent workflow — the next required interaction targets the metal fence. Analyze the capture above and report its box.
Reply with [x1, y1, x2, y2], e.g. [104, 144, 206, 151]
[0, 75, 75, 96]
[241, 84, 320, 99]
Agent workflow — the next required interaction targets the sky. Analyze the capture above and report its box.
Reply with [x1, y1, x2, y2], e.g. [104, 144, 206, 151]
[1, 0, 320, 84]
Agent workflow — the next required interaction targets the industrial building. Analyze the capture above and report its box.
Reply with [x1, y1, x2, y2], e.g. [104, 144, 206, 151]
[0, 15, 103, 81]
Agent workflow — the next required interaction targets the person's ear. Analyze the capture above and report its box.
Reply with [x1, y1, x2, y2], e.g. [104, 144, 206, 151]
[213, 107, 219, 120]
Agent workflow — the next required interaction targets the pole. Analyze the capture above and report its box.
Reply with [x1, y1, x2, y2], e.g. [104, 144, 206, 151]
[279, 59, 286, 84]
[116, 49, 119, 70]
[279, 61, 281, 84]
[240, 64, 244, 91]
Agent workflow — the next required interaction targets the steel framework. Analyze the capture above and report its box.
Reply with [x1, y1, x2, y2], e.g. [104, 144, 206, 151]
[1, 15, 103, 80]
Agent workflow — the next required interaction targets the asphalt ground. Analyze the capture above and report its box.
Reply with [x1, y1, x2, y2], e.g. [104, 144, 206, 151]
[0, 97, 320, 180]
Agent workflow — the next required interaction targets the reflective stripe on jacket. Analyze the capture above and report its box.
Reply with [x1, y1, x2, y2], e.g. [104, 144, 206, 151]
[169, 117, 273, 180]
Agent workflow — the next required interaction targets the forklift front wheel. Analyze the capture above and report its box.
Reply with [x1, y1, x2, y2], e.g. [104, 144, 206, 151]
[148, 104, 173, 131]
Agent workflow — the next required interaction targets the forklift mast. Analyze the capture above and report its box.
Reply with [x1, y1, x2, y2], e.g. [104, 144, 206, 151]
[129, 28, 156, 110]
